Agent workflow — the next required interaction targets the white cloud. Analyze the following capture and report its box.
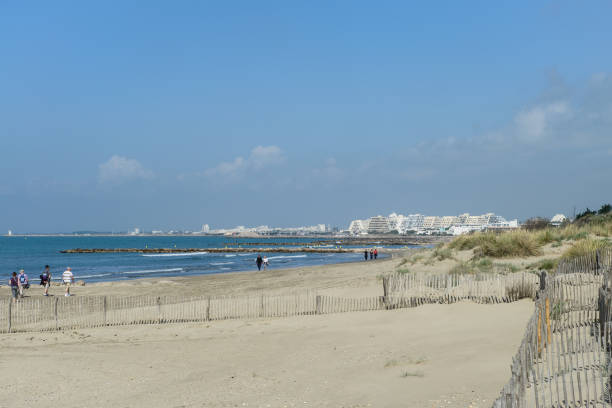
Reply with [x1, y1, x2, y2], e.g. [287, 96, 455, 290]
[98, 155, 154, 184]
[204, 145, 285, 182]
[249, 145, 285, 169]
[514, 101, 571, 142]
[311, 157, 344, 184]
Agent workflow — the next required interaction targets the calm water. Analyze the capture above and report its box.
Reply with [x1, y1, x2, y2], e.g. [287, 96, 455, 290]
[0, 236, 401, 283]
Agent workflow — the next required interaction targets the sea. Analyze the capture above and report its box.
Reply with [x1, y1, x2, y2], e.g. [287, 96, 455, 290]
[0, 236, 409, 284]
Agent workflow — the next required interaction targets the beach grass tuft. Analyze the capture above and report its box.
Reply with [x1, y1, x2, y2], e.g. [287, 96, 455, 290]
[401, 370, 424, 378]
[430, 246, 455, 261]
[562, 238, 612, 260]
[527, 258, 558, 271]
[448, 231, 541, 258]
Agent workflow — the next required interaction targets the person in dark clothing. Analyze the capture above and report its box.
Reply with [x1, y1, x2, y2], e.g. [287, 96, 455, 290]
[256, 254, 263, 271]
[369, 249, 373, 260]
[40, 265, 51, 296]
[364, 250, 368, 261]
[9, 272, 19, 303]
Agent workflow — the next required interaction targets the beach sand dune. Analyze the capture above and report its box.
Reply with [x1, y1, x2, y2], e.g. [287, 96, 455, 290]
[0, 300, 531, 408]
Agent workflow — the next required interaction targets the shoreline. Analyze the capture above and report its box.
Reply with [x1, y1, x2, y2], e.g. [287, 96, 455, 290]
[3, 253, 403, 299]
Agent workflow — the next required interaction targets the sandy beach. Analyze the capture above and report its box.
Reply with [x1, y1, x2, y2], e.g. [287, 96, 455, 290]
[45, 255, 401, 299]
[0, 251, 537, 407]
[0, 300, 532, 408]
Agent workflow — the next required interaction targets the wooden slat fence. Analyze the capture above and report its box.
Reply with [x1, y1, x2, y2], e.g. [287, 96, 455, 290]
[493, 247, 612, 407]
[386, 271, 540, 305]
[1, 271, 540, 334]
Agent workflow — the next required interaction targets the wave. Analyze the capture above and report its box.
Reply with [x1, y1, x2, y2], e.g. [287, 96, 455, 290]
[238, 253, 251, 257]
[224, 254, 237, 257]
[122, 268, 184, 275]
[210, 262, 234, 266]
[141, 252, 209, 257]
[74, 273, 114, 279]
[267, 254, 308, 260]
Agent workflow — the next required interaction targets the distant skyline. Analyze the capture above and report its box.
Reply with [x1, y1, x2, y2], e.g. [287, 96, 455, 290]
[2, 1, 612, 233]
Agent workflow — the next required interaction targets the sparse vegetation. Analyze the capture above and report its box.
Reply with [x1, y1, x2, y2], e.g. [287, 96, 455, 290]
[475, 257, 493, 272]
[445, 209, 612, 262]
[448, 231, 540, 258]
[409, 254, 424, 264]
[384, 359, 399, 368]
[430, 246, 454, 261]
[527, 258, 558, 271]
[410, 357, 428, 365]
[401, 370, 424, 378]
[562, 238, 612, 260]
[449, 261, 475, 275]
[397, 258, 409, 267]
[493, 263, 521, 273]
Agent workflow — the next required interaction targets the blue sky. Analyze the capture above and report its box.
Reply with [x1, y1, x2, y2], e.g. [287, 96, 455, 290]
[1, 1, 612, 232]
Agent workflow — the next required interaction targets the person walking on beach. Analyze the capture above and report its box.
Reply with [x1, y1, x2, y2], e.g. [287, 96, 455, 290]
[369, 249, 373, 260]
[62, 267, 74, 296]
[256, 255, 263, 271]
[40, 265, 51, 296]
[374, 248, 378, 260]
[9, 272, 19, 303]
[263, 256, 269, 271]
[364, 250, 368, 261]
[18, 269, 29, 298]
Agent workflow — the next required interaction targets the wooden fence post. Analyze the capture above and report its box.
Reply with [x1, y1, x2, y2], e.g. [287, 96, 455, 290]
[7, 301, 11, 333]
[259, 294, 264, 318]
[54, 297, 59, 330]
[206, 297, 210, 321]
[539, 271, 547, 291]
[156, 296, 162, 323]
[316, 295, 321, 315]
[545, 296, 551, 345]
[103, 296, 107, 326]
[537, 302, 542, 354]
[382, 276, 390, 309]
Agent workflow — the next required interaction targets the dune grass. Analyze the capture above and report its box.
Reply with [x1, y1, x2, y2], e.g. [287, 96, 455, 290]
[561, 238, 612, 260]
[448, 230, 541, 258]
[446, 212, 612, 260]
[527, 258, 558, 271]
[430, 246, 454, 261]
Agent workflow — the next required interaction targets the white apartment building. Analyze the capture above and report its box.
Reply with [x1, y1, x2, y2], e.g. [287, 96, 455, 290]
[551, 214, 567, 227]
[387, 213, 403, 232]
[347, 212, 512, 235]
[367, 216, 391, 234]
[348, 219, 370, 235]
[422, 216, 438, 230]
[400, 214, 425, 231]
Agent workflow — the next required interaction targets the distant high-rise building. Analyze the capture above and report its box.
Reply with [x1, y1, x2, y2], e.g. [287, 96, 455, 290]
[348, 219, 369, 235]
[201, 224, 210, 233]
[367, 216, 391, 234]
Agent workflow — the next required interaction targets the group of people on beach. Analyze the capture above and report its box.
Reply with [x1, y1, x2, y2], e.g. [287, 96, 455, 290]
[364, 248, 379, 261]
[255, 254, 270, 271]
[8, 265, 75, 302]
